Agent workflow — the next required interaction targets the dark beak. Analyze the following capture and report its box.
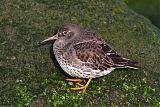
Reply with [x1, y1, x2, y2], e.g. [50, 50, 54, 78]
[34, 34, 58, 48]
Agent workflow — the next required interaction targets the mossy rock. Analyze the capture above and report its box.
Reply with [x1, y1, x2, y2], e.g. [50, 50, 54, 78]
[0, 0, 160, 106]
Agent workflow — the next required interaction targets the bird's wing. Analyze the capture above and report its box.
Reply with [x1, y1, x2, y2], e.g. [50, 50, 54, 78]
[72, 40, 138, 70]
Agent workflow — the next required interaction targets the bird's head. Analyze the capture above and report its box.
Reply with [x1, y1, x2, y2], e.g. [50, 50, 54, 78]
[36, 23, 81, 47]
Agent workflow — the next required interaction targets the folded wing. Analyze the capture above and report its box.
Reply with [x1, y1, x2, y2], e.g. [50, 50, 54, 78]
[72, 40, 139, 70]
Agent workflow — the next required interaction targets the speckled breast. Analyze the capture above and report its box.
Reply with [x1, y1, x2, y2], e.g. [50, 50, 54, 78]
[54, 49, 86, 78]
[53, 43, 114, 79]
[54, 51, 114, 79]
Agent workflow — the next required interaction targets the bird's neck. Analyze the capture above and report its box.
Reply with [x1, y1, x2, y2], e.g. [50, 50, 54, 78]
[53, 39, 70, 55]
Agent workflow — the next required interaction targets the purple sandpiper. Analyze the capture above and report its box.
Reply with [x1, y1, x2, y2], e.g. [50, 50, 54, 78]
[37, 23, 139, 94]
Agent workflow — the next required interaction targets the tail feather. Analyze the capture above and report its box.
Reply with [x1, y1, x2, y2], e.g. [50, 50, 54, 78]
[112, 58, 139, 69]
[124, 60, 139, 69]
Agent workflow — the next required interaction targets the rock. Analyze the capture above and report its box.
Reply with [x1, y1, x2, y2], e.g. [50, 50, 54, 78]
[1, 0, 160, 106]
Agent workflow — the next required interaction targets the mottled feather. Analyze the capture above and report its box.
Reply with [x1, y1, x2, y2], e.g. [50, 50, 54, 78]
[47, 23, 139, 78]
[72, 39, 138, 70]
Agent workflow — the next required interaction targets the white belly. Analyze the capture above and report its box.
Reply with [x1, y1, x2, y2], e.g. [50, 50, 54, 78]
[58, 58, 115, 78]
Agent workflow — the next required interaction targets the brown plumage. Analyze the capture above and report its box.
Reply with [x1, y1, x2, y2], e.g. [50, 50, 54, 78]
[37, 23, 139, 93]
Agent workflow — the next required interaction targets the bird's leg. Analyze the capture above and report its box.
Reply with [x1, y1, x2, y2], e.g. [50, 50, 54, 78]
[76, 82, 84, 87]
[66, 78, 92, 94]
[66, 78, 85, 87]
[66, 78, 83, 82]
[82, 78, 92, 94]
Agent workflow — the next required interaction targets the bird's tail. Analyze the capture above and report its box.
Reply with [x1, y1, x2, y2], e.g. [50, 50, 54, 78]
[112, 58, 140, 69]
[124, 60, 139, 69]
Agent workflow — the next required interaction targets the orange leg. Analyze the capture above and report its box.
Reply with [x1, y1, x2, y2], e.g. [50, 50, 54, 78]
[82, 78, 92, 94]
[66, 78, 83, 83]
[66, 78, 92, 94]
[66, 78, 85, 87]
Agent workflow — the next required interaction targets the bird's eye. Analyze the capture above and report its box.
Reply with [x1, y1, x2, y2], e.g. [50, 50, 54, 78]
[62, 31, 68, 36]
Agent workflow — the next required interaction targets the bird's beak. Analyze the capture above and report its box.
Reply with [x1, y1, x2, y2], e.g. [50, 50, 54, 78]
[34, 34, 58, 48]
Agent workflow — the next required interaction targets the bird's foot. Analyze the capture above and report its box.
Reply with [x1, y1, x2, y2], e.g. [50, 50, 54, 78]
[66, 78, 92, 94]
[66, 78, 85, 87]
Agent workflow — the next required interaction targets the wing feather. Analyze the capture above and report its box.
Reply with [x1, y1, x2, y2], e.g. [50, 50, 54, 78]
[72, 40, 138, 70]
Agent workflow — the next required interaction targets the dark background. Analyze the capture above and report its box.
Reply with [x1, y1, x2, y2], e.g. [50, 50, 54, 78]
[125, 0, 160, 28]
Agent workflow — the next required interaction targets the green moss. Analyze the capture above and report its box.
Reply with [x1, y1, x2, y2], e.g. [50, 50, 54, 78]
[0, 0, 160, 106]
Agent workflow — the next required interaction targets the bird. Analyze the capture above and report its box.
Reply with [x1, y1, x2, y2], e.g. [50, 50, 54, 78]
[36, 23, 139, 94]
